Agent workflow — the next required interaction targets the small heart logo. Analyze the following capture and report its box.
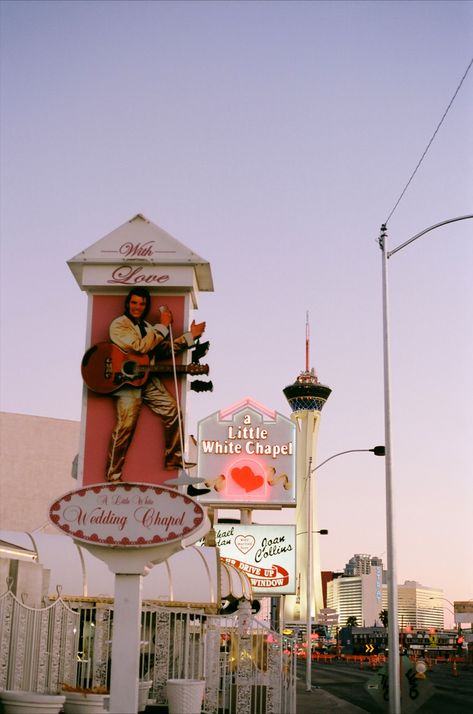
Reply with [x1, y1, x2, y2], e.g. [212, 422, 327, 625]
[231, 466, 264, 492]
[235, 535, 255, 554]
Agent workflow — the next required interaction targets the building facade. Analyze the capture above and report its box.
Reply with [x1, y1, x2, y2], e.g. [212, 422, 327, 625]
[327, 568, 384, 627]
[382, 580, 444, 629]
[0, 412, 79, 532]
[327, 554, 444, 630]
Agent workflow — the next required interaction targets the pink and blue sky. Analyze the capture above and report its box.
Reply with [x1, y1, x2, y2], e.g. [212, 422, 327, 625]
[1, 0, 472, 625]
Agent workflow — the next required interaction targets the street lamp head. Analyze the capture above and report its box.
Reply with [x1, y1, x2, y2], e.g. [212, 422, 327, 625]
[317, 529, 329, 535]
[370, 446, 385, 456]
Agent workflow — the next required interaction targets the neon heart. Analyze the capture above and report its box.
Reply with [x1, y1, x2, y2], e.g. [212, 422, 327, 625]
[235, 535, 255, 554]
[231, 466, 263, 492]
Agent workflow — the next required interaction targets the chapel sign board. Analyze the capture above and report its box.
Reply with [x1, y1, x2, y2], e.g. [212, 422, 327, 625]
[49, 483, 205, 547]
[196, 398, 296, 508]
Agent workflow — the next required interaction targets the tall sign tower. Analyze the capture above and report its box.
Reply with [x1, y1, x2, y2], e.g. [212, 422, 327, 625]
[68, 213, 213, 487]
[283, 317, 331, 624]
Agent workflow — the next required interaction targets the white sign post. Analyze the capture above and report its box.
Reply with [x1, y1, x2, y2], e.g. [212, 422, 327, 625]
[49, 483, 210, 714]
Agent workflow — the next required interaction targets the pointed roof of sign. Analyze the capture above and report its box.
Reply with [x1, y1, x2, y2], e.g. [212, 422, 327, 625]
[219, 397, 277, 420]
[68, 213, 214, 291]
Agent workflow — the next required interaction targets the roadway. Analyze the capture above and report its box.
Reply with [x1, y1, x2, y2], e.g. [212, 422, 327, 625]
[297, 658, 473, 713]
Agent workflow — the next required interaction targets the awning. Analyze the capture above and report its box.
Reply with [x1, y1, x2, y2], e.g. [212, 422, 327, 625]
[0, 531, 252, 611]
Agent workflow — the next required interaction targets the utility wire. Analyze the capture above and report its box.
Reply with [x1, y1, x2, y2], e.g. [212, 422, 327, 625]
[385, 55, 473, 226]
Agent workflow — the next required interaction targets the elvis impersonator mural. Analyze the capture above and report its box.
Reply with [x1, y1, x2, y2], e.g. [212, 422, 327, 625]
[81, 287, 207, 482]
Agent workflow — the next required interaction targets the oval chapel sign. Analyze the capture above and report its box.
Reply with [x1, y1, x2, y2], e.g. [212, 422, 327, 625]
[49, 483, 205, 547]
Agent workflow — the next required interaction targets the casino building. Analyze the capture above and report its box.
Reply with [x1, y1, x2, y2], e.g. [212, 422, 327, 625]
[325, 552, 444, 629]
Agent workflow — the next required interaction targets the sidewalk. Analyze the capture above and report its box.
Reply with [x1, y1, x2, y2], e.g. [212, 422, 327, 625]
[296, 675, 368, 713]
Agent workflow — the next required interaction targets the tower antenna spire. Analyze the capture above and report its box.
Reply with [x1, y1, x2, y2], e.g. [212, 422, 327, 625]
[306, 310, 310, 372]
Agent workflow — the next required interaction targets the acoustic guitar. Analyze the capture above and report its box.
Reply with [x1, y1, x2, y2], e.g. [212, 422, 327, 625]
[81, 342, 209, 394]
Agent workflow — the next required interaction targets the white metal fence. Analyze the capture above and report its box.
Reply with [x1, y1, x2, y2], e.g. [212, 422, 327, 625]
[0, 581, 296, 714]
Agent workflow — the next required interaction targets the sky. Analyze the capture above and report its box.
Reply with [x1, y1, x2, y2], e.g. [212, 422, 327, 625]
[0, 0, 472, 627]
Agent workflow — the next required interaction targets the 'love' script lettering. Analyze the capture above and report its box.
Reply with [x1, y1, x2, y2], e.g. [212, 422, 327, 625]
[107, 265, 170, 285]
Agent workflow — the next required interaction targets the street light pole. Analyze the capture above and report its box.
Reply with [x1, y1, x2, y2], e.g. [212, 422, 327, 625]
[379, 224, 400, 714]
[378, 214, 472, 714]
[304, 446, 384, 692]
[306, 456, 313, 692]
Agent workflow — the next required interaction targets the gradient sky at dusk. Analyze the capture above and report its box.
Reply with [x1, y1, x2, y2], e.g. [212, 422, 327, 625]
[1, 0, 472, 625]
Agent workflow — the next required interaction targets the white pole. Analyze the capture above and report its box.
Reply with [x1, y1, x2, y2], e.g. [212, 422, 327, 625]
[109, 574, 142, 714]
[306, 456, 312, 691]
[379, 224, 401, 714]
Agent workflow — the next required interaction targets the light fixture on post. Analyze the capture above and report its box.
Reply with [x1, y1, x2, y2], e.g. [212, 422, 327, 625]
[312, 446, 385, 472]
[293, 444, 385, 693]
[378, 214, 472, 714]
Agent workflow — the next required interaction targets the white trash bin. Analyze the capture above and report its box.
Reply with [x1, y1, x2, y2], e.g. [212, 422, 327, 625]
[166, 679, 205, 714]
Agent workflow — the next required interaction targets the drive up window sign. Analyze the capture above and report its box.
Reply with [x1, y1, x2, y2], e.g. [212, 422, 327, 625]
[196, 398, 296, 508]
[214, 524, 296, 595]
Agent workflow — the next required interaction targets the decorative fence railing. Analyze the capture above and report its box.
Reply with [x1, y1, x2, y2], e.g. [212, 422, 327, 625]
[0, 581, 79, 694]
[0, 581, 296, 714]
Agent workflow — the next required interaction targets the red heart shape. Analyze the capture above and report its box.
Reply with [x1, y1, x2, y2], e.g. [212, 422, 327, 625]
[231, 466, 263, 492]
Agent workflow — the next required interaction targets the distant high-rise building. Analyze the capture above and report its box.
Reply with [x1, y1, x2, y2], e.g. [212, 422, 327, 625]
[327, 566, 384, 627]
[344, 553, 384, 577]
[328, 555, 445, 631]
[382, 580, 444, 629]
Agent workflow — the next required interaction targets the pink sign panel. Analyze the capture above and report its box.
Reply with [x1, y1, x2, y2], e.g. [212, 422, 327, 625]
[81, 293, 187, 486]
[49, 483, 204, 547]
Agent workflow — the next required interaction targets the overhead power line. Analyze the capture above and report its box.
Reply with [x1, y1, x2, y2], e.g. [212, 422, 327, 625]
[385, 55, 473, 226]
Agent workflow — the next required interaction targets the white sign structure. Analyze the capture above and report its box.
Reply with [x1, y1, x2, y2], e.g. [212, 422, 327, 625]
[210, 524, 296, 595]
[197, 398, 296, 508]
[49, 483, 205, 547]
[49, 483, 209, 714]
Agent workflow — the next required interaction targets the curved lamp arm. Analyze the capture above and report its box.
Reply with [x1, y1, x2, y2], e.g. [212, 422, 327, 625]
[311, 446, 385, 473]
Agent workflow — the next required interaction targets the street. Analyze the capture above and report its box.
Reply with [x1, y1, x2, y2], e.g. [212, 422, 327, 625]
[297, 659, 473, 712]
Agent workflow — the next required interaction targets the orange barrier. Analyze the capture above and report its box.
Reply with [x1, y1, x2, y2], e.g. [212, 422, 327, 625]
[311, 653, 336, 663]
